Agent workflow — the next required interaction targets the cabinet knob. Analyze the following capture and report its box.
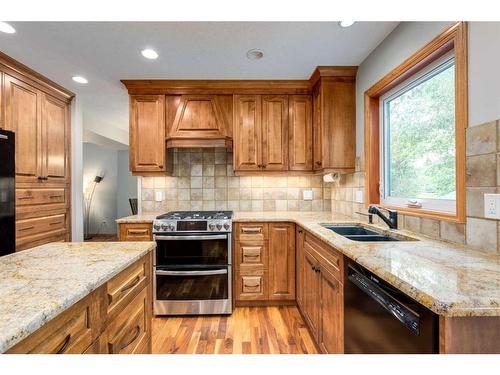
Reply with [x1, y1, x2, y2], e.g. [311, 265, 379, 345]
[315, 161, 322, 166]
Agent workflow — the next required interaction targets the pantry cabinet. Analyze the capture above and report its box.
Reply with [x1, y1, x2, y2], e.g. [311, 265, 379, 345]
[1, 52, 73, 251]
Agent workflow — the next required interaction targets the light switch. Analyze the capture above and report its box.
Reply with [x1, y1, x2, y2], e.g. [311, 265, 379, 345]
[484, 194, 500, 219]
[155, 191, 164, 202]
[303, 190, 313, 200]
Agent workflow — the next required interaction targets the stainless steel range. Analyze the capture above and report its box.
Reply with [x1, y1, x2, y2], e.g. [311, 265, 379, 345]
[152, 211, 233, 315]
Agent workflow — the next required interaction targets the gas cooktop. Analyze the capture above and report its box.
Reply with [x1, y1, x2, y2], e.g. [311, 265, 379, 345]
[153, 211, 233, 233]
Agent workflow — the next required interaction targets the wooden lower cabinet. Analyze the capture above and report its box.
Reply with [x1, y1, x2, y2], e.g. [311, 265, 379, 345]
[297, 227, 344, 354]
[118, 223, 153, 241]
[234, 222, 295, 304]
[7, 252, 153, 354]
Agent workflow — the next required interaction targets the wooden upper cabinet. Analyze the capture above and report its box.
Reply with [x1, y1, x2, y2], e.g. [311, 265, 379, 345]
[129, 95, 167, 174]
[233, 95, 262, 171]
[41, 93, 69, 182]
[167, 95, 232, 140]
[268, 223, 295, 300]
[3, 74, 41, 183]
[262, 95, 288, 171]
[289, 95, 312, 171]
[313, 78, 356, 172]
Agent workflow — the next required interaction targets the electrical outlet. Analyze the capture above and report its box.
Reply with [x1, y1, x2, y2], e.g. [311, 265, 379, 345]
[355, 190, 364, 203]
[155, 191, 164, 202]
[303, 190, 313, 201]
[484, 194, 500, 219]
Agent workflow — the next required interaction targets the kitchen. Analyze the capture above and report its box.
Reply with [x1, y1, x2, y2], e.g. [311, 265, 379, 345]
[0, 3, 500, 371]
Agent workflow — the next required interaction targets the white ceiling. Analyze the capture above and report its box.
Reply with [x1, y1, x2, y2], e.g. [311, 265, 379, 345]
[0, 22, 398, 145]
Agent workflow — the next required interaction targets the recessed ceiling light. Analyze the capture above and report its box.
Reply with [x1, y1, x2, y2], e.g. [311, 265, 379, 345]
[0, 22, 15, 34]
[339, 21, 355, 28]
[141, 49, 158, 60]
[72, 76, 88, 84]
[246, 49, 264, 60]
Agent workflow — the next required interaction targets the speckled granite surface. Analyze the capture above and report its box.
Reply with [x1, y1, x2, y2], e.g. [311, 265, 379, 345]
[117, 211, 500, 317]
[0, 241, 155, 353]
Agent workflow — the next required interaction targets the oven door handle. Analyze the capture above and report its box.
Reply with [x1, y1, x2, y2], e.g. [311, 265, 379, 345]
[155, 234, 228, 241]
[156, 269, 228, 276]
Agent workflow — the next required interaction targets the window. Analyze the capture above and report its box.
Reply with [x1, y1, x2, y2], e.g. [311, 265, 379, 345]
[380, 54, 456, 214]
[364, 22, 467, 222]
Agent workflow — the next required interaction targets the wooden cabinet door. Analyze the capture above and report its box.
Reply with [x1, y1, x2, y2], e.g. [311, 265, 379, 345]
[233, 95, 262, 171]
[129, 95, 166, 173]
[41, 93, 69, 183]
[289, 95, 312, 171]
[268, 223, 295, 300]
[296, 227, 305, 309]
[262, 95, 288, 171]
[319, 268, 343, 353]
[4, 74, 41, 183]
[302, 248, 320, 339]
[312, 84, 323, 171]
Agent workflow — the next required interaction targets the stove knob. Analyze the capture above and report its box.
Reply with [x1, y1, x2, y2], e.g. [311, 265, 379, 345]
[169, 224, 176, 231]
[209, 223, 216, 231]
[153, 224, 161, 231]
[223, 223, 230, 230]
[216, 223, 222, 230]
[161, 224, 168, 231]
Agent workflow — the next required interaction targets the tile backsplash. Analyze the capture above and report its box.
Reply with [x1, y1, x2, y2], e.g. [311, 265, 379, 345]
[331, 118, 500, 254]
[141, 148, 331, 212]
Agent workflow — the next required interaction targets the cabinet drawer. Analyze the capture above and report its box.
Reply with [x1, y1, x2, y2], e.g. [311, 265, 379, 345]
[235, 222, 268, 241]
[16, 214, 66, 238]
[105, 255, 150, 321]
[119, 223, 152, 241]
[304, 232, 343, 282]
[99, 287, 149, 354]
[235, 268, 268, 301]
[16, 188, 66, 206]
[7, 292, 99, 354]
[235, 241, 267, 268]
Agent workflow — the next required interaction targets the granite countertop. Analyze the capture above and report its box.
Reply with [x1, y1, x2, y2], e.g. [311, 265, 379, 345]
[117, 211, 500, 317]
[0, 241, 156, 353]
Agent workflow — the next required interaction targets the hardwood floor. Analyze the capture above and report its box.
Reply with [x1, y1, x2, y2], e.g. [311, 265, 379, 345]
[152, 306, 318, 354]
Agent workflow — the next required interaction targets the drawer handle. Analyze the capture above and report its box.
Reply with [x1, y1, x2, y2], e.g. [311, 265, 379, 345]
[56, 334, 71, 354]
[50, 195, 63, 199]
[244, 283, 260, 289]
[128, 229, 148, 235]
[243, 254, 260, 258]
[18, 196, 33, 200]
[121, 325, 141, 350]
[120, 275, 141, 294]
[49, 221, 63, 226]
[18, 226, 35, 231]
[241, 227, 262, 234]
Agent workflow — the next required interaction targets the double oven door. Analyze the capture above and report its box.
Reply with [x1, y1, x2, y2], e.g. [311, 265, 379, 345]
[154, 233, 232, 315]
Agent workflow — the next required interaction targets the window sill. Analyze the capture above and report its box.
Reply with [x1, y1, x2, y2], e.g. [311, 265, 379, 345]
[370, 204, 464, 223]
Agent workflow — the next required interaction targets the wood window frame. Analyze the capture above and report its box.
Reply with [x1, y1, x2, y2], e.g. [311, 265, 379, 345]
[364, 22, 468, 223]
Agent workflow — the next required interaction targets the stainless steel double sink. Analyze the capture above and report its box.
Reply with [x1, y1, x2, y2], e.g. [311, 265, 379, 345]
[321, 224, 417, 242]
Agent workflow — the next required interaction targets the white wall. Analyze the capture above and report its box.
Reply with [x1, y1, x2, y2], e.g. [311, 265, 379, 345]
[117, 150, 137, 218]
[356, 21, 500, 157]
[468, 22, 500, 126]
[83, 143, 118, 234]
[71, 97, 84, 241]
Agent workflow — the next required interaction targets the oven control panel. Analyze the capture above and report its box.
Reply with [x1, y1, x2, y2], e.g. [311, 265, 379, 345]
[208, 220, 232, 232]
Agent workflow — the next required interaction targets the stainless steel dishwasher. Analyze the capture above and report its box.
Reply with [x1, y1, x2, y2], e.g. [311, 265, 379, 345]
[344, 262, 439, 353]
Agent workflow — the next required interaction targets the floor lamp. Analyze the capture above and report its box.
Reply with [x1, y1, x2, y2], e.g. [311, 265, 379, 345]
[84, 175, 103, 240]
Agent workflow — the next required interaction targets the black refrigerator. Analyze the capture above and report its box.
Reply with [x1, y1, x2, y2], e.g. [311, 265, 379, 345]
[0, 129, 15, 256]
